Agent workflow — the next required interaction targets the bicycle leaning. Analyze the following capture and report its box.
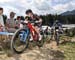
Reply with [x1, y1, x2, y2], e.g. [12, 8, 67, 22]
[11, 21, 45, 54]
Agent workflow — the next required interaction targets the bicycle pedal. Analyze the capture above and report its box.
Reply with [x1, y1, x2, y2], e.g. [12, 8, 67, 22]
[29, 40, 33, 42]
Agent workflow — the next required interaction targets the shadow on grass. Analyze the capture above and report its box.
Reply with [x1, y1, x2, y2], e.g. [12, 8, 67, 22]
[60, 40, 75, 45]
[25, 48, 65, 60]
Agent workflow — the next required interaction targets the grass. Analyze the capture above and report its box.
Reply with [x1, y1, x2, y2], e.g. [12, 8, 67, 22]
[59, 40, 75, 60]
[0, 35, 75, 60]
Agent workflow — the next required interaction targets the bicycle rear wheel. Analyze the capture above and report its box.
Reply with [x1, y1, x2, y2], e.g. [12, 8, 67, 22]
[55, 31, 59, 46]
[37, 32, 45, 47]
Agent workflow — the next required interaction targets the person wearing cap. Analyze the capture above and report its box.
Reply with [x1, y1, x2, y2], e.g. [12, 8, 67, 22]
[0, 7, 7, 31]
[6, 12, 16, 33]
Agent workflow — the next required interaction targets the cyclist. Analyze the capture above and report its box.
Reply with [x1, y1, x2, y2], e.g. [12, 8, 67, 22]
[51, 20, 63, 45]
[52, 20, 63, 33]
[24, 9, 42, 41]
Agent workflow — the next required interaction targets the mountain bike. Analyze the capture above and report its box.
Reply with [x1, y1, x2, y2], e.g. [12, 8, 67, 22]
[11, 21, 45, 54]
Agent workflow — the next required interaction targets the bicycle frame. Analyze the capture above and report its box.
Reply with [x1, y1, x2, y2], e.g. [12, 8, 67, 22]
[27, 22, 39, 41]
[20, 22, 39, 42]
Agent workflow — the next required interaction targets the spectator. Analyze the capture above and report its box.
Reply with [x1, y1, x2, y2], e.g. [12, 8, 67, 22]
[6, 12, 16, 33]
[20, 16, 25, 21]
[0, 7, 7, 31]
[15, 16, 22, 29]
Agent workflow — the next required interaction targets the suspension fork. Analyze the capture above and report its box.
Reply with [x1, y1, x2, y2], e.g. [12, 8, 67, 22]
[20, 29, 29, 42]
[24, 29, 30, 42]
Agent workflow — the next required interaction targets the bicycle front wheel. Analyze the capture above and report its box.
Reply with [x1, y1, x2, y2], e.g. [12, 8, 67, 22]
[11, 28, 29, 54]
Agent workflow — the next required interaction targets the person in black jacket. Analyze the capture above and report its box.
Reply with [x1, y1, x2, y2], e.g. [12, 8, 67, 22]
[25, 9, 42, 41]
[0, 7, 7, 31]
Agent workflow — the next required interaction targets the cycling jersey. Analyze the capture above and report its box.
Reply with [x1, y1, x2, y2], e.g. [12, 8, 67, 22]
[25, 15, 42, 27]
[53, 21, 62, 29]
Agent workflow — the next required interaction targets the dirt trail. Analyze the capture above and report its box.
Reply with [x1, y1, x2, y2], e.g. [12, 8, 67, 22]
[0, 41, 65, 60]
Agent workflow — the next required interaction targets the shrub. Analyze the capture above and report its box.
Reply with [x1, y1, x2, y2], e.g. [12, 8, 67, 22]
[66, 28, 75, 37]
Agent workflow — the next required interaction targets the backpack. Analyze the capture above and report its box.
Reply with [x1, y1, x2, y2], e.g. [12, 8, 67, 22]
[3, 15, 7, 25]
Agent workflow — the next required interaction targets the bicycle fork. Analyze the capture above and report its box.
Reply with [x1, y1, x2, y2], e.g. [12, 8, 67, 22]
[20, 29, 29, 42]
